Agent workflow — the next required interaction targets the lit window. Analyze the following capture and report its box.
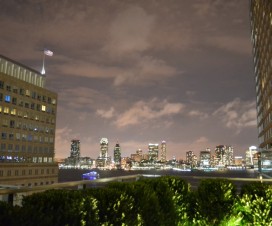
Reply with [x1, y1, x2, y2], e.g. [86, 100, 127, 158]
[5, 95, 11, 102]
[22, 134, 27, 140]
[25, 90, 30, 96]
[16, 133, 20, 140]
[4, 107, 9, 114]
[10, 108, 16, 115]
[41, 105, 46, 111]
[0, 106, 2, 113]
[52, 99, 56, 105]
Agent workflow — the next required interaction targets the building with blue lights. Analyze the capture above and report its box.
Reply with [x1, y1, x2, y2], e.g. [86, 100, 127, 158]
[0, 55, 58, 187]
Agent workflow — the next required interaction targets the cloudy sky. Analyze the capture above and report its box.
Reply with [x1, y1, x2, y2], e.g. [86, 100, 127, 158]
[0, 0, 258, 160]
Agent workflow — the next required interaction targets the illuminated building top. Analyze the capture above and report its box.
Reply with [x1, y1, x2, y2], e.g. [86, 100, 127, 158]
[0, 55, 45, 88]
[100, 138, 109, 145]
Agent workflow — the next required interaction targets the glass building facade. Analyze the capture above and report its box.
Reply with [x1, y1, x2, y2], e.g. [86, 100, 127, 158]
[250, 0, 272, 170]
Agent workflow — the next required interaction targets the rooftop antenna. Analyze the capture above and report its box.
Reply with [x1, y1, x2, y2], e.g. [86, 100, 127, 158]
[41, 49, 53, 75]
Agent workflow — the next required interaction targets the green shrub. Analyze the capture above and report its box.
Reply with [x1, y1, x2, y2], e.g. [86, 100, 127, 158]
[192, 179, 237, 225]
[20, 189, 99, 226]
[3, 177, 272, 226]
[226, 185, 272, 225]
[240, 182, 269, 197]
[0, 200, 19, 226]
[157, 176, 191, 224]
[85, 187, 139, 226]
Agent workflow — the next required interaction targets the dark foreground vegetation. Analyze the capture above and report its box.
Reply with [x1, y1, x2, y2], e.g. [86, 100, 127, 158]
[1, 176, 272, 226]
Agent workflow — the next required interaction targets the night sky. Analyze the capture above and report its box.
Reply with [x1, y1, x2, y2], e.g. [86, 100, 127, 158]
[0, 0, 258, 160]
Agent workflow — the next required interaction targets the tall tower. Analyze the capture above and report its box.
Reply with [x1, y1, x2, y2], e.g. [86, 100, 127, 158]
[70, 139, 80, 158]
[113, 141, 121, 167]
[97, 138, 109, 167]
[250, 1, 272, 151]
[0, 55, 58, 186]
[186, 151, 197, 167]
[199, 148, 211, 167]
[100, 138, 108, 158]
[148, 143, 159, 162]
[215, 145, 233, 166]
[160, 140, 167, 162]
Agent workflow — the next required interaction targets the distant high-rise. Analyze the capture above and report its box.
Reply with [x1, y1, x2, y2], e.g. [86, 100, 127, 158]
[68, 139, 80, 165]
[97, 138, 110, 167]
[113, 141, 121, 166]
[250, 1, 272, 151]
[99, 138, 108, 158]
[199, 148, 211, 167]
[148, 143, 159, 162]
[70, 139, 80, 158]
[160, 140, 167, 162]
[245, 146, 258, 168]
[215, 145, 233, 166]
[186, 151, 197, 167]
[0, 55, 58, 186]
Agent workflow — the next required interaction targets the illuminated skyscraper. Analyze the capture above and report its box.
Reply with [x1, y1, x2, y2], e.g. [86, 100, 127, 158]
[100, 138, 108, 158]
[199, 148, 211, 167]
[160, 140, 166, 162]
[70, 139, 80, 158]
[0, 55, 58, 186]
[245, 146, 258, 168]
[113, 141, 121, 166]
[186, 151, 197, 167]
[148, 143, 159, 162]
[97, 138, 110, 167]
[250, 1, 272, 150]
[215, 145, 233, 166]
[68, 139, 80, 165]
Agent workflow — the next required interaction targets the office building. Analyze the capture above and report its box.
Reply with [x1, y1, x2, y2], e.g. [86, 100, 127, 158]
[113, 141, 121, 167]
[66, 139, 80, 166]
[160, 140, 166, 162]
[148, 143, 159, 162]
[250, 1, 272, 163]
[70, 139, 80, 159]
[0, 55, 58, 186]
[245, 146, 258, 168]
[186, 151, 197, 167]
[215, 145, 234, 166]
[96, 138, 110, 167]
[199, 148, 211, 167]
[234, 156, 243, 166]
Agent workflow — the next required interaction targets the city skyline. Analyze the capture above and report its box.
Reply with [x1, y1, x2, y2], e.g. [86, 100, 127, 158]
[0, 1, 257, 159]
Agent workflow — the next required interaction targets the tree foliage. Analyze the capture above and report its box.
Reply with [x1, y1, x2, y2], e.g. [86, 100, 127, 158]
[1, 177, 272, 226]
